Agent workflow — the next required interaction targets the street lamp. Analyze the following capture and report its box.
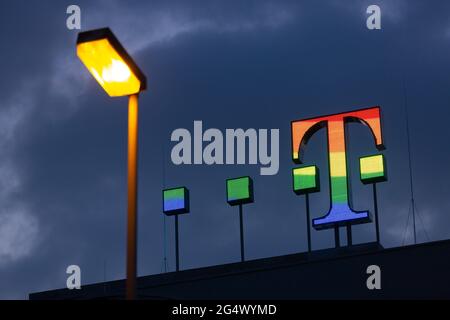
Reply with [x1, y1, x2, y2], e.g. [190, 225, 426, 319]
[77, 27, 147, 300]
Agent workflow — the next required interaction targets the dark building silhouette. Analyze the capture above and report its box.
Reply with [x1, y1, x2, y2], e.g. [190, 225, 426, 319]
[30, 240, 450, 300]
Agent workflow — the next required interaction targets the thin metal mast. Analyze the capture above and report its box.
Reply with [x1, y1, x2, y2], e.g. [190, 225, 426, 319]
[401, 10, 417, 245]
[402, 70, 417, 245]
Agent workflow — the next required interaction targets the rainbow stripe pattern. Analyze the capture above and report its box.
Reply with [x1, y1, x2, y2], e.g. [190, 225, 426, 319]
[360, 154, 386, 184]
[163, 187, 190, 215]
[293, 166, 320, 195]
[291, 107, 384, 230]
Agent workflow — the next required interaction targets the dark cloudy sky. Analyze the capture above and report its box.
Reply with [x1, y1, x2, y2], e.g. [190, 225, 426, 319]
[1, 0, 450, 299]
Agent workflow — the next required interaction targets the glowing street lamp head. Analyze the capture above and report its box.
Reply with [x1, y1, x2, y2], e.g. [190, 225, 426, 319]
[77, 28, 147, 97]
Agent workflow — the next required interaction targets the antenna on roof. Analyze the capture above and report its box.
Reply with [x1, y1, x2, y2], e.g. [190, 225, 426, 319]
[402, 78, 417, 245]
[400, 11, 432, 245]
[400, 11, 419, 245]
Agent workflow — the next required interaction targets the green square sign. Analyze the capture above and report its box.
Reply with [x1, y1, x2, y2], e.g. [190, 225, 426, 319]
[226, 176, 254, 206]
[293, 165, 320, 195]
[162, 187, 190, 215]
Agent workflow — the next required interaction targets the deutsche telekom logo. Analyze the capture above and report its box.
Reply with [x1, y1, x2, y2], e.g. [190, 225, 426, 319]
[291, 107, 385, 229]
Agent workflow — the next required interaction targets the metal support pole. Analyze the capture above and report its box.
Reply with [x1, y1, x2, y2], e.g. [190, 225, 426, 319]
[239, 204, 245, 262]
[346, 225, 352, 246]
[175, 214, 180, 272]
[305, 194, 312, 252]
[334, 226, 340, 248]
[373, 183, 381, 243]
[412, 198, 417, 244]
[126, 94, 139, 300]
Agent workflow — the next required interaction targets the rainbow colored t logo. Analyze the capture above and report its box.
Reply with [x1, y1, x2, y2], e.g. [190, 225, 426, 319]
[291, 107, 384, 230]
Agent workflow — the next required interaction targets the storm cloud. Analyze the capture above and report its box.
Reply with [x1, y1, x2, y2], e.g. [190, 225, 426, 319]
[0, 0, 449, 299]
